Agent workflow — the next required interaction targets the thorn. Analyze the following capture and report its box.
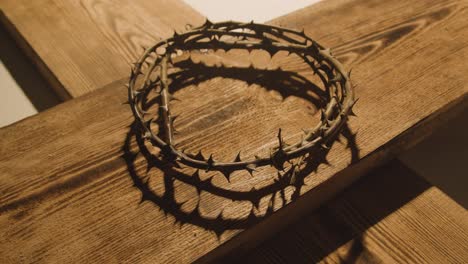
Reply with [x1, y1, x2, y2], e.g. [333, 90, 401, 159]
[205, 154, 215, 172]
[349, 98, 359, 116]
[247, 206, 257, 222]
[298, 134, 306, 147]
[265, 47, 277, 57]
[351, 97, 360, 107]
[266, 197, 274, 215]
[207, 154, 215, 165]
[130, 63, 143, 76]
[213, 228, 224, 240]
[277, 128, 284, 149]
[203, 175, 214, 185]
[215, 210, 223, 221]
[171, 115, 179, 124]
[288, 166, 298, 185]
[192, 169, 201, 181]
[175, 200, 186, 210]
[321, 143, 330, 150]
[141, 177, 150, 187]
[220, 169, 233, 182]
[234, 152, 242, 162]
[246, 164, 256, 176]
[140, 192, 150, 204]
[195, 150, 205, 160]
[277, 171, 283, 180]
[196, 174, 213, 194]
[252, 196, 261, 209]
[210, 34, 220, 42]
[203, 19, 213, 28]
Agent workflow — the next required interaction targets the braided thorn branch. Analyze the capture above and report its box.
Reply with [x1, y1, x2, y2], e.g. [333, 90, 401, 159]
[128, 21, 356, 177]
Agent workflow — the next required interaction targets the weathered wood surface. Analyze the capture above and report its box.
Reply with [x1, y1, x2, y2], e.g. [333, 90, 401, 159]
[0, 0, 205, 98]
[1, 0, 467, 263]
[243, 160, 468, 264]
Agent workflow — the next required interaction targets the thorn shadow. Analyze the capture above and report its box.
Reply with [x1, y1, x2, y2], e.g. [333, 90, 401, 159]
[240, 160, 432, 263]
[122, 56, 360, 237]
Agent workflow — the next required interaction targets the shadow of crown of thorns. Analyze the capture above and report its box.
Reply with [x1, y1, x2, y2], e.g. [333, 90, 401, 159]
[126, 20, 356, 182]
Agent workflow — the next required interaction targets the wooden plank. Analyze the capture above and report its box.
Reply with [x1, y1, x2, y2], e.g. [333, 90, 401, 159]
[242, 160, 468, 264]
[0, 0, 467, 263]
[0, 0, 205, 99]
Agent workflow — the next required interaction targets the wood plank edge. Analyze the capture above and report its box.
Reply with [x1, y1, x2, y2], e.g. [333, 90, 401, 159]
[197, 93, 468, 263]
[0, 10, 71, 100]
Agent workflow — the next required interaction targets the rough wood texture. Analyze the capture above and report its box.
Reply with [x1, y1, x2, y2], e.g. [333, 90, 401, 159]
[0, 0, 467, 263]
[0, 0, 205, 98]
[243, 160, 468, 264]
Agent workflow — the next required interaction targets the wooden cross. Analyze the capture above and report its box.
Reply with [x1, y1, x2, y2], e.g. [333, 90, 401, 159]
[0, 0, 467, 262]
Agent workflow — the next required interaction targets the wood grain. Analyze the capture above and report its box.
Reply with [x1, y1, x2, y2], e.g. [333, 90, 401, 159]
[0, 0, 205, 98]
[0, 0, 467, 263]
[243, 160, 468, 264]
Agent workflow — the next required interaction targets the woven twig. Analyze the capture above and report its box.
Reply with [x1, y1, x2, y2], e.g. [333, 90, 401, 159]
[127, 20, 356, 179]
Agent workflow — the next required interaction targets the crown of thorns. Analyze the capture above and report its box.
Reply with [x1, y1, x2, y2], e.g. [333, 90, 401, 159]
[127, 20, 356, 179]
